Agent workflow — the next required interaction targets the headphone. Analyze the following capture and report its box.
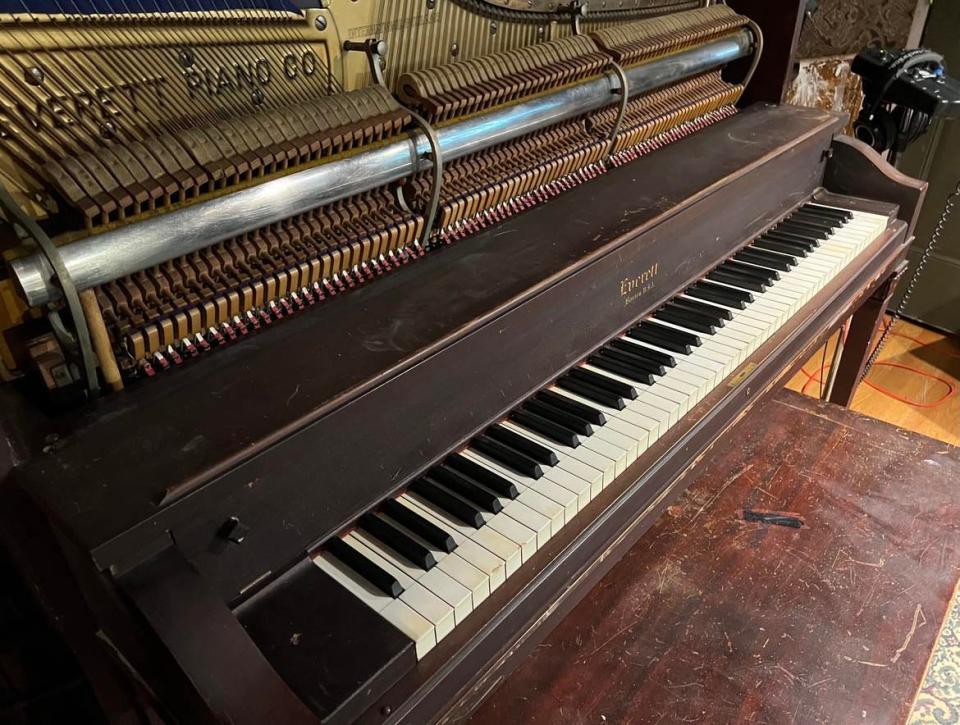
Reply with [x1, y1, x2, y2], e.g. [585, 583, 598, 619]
[853, 48, 946, 155]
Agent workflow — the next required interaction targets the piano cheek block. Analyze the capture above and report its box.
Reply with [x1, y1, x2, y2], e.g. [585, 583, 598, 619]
[238, 559, 416, 722]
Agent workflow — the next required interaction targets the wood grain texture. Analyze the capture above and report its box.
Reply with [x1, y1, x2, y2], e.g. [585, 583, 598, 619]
[467, 390, 960, 725]
[787, 318, 960, 446]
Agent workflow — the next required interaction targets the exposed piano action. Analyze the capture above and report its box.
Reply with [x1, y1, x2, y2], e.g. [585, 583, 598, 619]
[0, 2, 927, 723]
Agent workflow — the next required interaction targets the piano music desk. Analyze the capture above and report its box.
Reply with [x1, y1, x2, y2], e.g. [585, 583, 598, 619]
[467, 389, 960, 724]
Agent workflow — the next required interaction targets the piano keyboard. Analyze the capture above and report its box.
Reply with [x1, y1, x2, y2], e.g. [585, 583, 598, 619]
[312, 202, 890, 659]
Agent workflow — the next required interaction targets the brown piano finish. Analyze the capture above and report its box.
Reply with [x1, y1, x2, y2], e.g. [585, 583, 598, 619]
[0, 105, 927, 725]
[728, 0, 807, 107]
[11, 105, 844, 603]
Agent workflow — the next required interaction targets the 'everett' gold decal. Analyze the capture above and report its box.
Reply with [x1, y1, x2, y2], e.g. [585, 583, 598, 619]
[619, 262, 660, 306]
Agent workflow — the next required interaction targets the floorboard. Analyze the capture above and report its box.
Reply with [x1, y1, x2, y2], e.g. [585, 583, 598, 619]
[786, 317, 959, 445]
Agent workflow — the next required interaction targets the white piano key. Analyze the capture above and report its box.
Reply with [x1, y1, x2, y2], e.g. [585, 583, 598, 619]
[472, 526, 522, 576]
[486, 513, 538, 562]
[502, 499, 553, 547]
[380, 598, 436, 659]
[455, 538, 507, 590]
[312, 552, 392, 613]
[400, 583, 455, 642]
[501, 420, 610, 492]
[436, 553, 490, 607]
[462, 449, 579, 523]
[419, 566, 473, 625]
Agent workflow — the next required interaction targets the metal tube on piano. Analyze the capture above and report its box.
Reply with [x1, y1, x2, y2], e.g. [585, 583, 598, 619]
[11, 31, 753, 308]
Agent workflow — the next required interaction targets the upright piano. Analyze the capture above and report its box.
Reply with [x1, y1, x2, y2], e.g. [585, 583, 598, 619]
[0, 1, 926, 722]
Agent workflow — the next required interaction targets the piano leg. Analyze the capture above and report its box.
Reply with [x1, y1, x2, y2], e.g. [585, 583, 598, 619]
[828, 265, 907, 407]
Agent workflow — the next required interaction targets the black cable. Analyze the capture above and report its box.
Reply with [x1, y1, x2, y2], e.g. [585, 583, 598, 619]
[861, 176, 960, 379]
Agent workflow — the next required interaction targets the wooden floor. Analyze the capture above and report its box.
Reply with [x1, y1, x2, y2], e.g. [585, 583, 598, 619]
[786, 317, 960, 446]
[468, 391, 960, 725]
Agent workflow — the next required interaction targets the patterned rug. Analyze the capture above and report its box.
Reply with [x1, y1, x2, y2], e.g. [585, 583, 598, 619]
[908, 579, 960, 723]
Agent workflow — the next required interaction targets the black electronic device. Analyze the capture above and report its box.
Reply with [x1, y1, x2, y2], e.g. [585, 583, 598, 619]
[852, 47, 960, 162]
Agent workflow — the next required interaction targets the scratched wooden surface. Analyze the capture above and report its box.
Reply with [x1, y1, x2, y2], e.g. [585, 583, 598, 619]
[467, 390, 960, 725]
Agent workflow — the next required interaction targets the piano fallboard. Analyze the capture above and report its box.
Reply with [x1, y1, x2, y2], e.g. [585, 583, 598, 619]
[10, 106, 851, 604]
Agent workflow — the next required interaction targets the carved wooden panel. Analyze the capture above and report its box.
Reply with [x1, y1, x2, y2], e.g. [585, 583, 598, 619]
[798, 0, 919, 58]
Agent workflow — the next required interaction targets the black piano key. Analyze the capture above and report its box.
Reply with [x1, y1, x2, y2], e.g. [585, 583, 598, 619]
[789, 211, 837, 231]
[239, 559, 416, 724]
[753, 238, 807, 258]
[471, 435, 544, 479]
[598, 346, 666, 376]
[430, 465, 504, 514]
[759, 233, 815, 253]
[410, 477, 486, 528]
[707, 268, 766, 293]
[510, 408, 581, 448]
[446, 453, 520, 499]
[722, 259, 780, 283]
[524, 397, 597, 435]
[555, 376, 626, 410]
[653, 306, 718, 334]
[536, 389, 606, 425]
[567, 367, 638, 399]
[687, 283, 753, 310]
[608, 338, 677, 367]
[803, 202, 852, 221]
[735, 248, 793, 272]
[776, 220, 828, 240]
[764, 228, 819, 247]
[670, 296, 733, 321]
[588, 354, 656, 386]
[691, 279, 753, 304]
[637, 320, 702, 349]
[381, 499, 457, 553]
[487, 424, 559, 466]
[626, 326, 692, 355]
[357, 513, 437, 570]
[326, 537, 403, 598]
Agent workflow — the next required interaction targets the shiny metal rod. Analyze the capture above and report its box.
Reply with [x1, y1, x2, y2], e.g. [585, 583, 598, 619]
[12, 31, 753, 307]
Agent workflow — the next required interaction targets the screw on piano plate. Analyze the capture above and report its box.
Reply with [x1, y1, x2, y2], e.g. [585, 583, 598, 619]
[450, 42, 460, 58]
[314, 14, 327, 31]
[426, 0, 436, 8]
[251, 88, 265, 106]
[24, 66, 44, 85]
[100, 121, 117, 140]
[218, 516, 249, 545]
[380, 706, 392, 716]
[489, 20, 498, 35]
[177, 47, 195, 68]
